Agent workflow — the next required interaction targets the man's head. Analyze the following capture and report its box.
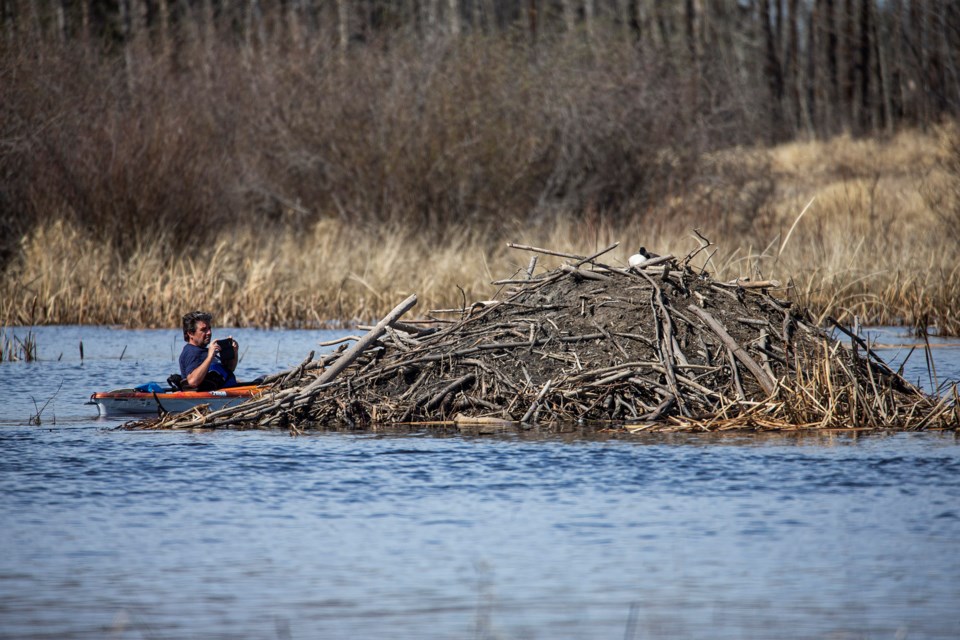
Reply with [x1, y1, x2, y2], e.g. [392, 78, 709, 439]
[182, 311, 213, 346]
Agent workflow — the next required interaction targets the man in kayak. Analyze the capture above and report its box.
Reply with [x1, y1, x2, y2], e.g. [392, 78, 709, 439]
[179, 311, 239, 390]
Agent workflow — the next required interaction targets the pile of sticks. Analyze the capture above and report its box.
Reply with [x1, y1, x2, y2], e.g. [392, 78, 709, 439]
[125, 243, 959, 433]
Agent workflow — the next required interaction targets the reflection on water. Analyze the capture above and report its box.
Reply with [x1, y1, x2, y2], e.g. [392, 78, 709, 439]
[0, 326, 958, 639]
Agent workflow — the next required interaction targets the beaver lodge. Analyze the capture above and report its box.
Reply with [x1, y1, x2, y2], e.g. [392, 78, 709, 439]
[126, 242, 959, 434]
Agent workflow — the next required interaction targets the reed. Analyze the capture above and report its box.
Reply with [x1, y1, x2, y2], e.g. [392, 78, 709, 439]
[0, 328, 37, 362]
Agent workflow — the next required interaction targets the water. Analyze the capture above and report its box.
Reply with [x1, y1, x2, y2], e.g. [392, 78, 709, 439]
[1, 326, 959, 639]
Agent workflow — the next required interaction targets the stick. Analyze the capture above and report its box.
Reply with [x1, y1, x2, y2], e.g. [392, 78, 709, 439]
[560, 264, 611, 281]
[728, 348, 745, 401]
[641, 396, 675, 422]
[688, 305, 777, 396]
[571, 242, 619, 267]
[717, 279, 783, 289]
[521, 379, 552, 424]
[828, 318, 908, 382]
[297, 294, 418, 397]
[318, 335, 362, 346]
[276, 351, 315, 386]
[526, 256, 538, 278]
[506, 243, 587, 260]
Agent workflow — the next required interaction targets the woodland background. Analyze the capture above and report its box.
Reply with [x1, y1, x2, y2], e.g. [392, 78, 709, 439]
[2, 0, 959, 331]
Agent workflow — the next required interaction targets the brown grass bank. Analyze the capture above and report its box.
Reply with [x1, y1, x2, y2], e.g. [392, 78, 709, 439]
[3, 127, 959, 334]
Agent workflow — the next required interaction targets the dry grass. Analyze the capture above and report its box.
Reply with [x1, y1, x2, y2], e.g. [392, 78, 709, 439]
[4, 129, 959, 334]
[1, 217, 499, 328]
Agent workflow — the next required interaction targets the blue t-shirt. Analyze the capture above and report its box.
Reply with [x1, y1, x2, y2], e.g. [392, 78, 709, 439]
[179, 343, 237, 389]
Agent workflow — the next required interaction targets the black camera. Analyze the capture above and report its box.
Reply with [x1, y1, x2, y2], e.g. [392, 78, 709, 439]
[216, 338, 235, 361]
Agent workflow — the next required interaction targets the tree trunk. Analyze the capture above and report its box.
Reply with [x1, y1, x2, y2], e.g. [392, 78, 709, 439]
[449, 0, 460, 36]
[808, 0, 823, 135]
[527, 0, 536, 42]
[786, 0, 804, 135]
[760, 0, 786, 141]
[886, 0, 905, 125]
[287, 0, 302, 49]
[839, 0, 855, 129]
[425, 0, 438, 40]
[560, 0, 575, 34]
[856, 0, 873, 133]
[625, 0, 641, 42]
[874, 1, 893, 133]
[157, 0, 170, 59]
[584, 0, 594, 42]
[825, 0, 839, 133]
[907, 0, 927, 124]
[337, 0, 349, 55]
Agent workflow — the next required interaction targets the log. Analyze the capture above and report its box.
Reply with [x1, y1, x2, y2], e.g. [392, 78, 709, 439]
[525, 256, 538, 278]
[571, 242, 620, 268]
[424, 373, 476, 412]
[718, 279, 783, 289]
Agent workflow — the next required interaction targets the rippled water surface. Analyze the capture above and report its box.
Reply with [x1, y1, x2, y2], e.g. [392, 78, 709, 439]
[1, 326, 958, 639]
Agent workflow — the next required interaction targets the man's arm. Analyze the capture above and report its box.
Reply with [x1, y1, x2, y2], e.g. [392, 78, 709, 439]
[185, 343, 219, 388]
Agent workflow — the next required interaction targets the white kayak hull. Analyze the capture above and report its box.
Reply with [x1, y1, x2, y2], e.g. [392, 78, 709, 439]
[89, 386, 265, 417]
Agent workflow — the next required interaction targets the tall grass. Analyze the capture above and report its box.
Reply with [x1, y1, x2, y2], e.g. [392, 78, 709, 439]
[2, 33, 958, 333]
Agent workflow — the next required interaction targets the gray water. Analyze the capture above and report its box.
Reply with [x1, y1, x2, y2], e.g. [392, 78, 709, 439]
[1, 326, 959, 639]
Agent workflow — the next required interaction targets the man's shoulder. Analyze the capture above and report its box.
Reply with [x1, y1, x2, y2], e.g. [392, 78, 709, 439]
[180, 343, 205, 361]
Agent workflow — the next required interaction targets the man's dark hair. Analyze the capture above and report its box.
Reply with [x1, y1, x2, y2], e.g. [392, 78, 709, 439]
[182, 311, 213, 342]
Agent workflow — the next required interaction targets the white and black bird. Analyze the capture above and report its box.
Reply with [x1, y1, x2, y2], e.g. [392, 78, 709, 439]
[628, 247, 658, 267]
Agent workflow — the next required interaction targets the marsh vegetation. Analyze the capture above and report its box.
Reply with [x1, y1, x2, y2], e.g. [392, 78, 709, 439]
[2, 2, 959, 333]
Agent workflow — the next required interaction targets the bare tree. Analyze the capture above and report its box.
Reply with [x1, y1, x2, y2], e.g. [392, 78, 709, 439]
[337, 0, 349, 55]
[856, 0, 873, 132]
[760, 0, 785, 140]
